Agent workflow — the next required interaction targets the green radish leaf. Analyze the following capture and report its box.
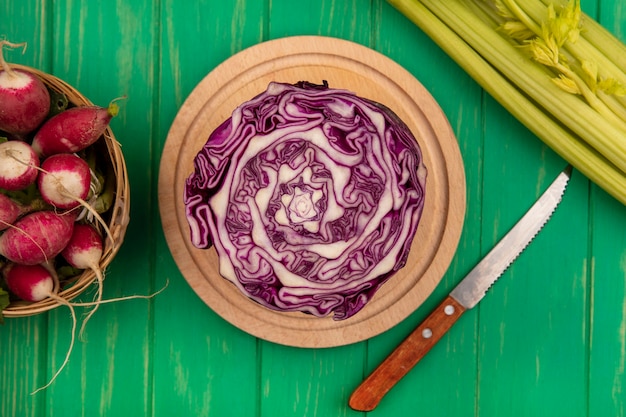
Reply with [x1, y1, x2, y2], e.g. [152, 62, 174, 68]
[47, 87, 69, 118]
[56, 266, 82, 281]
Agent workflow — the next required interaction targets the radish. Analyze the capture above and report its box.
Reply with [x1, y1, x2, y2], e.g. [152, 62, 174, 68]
[0, 140, 40, 190]
[37, 153, 91, 209]
[3, 262, 77, 395]
[0, 193, 21, 230]
[0, 210, 76, 265]
[31, 100, 121, 157]
[35, 151, 113, 244]
[61, 223, 104, 337]
[60, 223, 165, 340]
[3, 262, 55, 302]
[61, 223, 103, 271]
[2, 237, 166, 393]
[0, 41, 51, 135]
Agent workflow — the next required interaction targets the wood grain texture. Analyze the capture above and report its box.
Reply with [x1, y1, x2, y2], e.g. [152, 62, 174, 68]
[590, 4, 626, 416]
[477, 97, 590, 417]
[256, 6, 379, 416]
[152, 2, 265, 416]
[363, 5, 484, 416]
[158, 35, 466, 348]
[0, 2, 52, 415]
[349, 295, 466, 411]
[1, 0, 625, 416]
[40, 1, 158, 415]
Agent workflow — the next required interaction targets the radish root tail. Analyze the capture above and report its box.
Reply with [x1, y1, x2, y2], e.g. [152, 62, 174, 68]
[70, 279, 170, 307]
[0, 40, 27, 77]
[28, 279, 169, 393]
[78, 265, 103, 341]
[30, 293, 77, 395]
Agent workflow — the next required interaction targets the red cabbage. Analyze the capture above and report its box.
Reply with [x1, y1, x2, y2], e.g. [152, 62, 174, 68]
[185, 81, 426, 320]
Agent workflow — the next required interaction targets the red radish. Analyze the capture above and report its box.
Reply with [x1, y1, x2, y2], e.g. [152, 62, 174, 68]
[3, 262, 55, 302]
[61, 223, 103, 269]
[37, 153, 91, 209]
[3, 262, 78, 395]
[36, 152, 112, 244]
[0, 41, 51, 135]
[0, 210, 76, 265]
[0, 193, 21, 230]
[31, 100, 120, 157]
[0, 140, 40, 190]
[61, 223, 104, 337]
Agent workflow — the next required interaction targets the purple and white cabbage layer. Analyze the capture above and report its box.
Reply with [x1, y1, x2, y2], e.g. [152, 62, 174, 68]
[184, 81, 427, 320]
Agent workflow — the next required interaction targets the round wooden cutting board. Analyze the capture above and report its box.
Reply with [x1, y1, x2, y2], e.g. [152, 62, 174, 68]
[158, 36, 466, 348]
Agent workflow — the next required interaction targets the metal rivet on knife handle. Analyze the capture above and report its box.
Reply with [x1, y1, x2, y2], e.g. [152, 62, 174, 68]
[348, 295, 466, 412]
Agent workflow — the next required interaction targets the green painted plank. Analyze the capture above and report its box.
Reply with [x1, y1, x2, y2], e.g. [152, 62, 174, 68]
[0, 1, 51, 70]
[590, 2, 626, 416]
[473, 7, 593, 406]
[267, 0, 373, 45]
[0, 317, 49, 417]
[153, 1, 265, 416]
[588, 192, 626, 417]
[0, 3, 52, 416]
[34, 0, 159, 415]
[158, 0, 266, 114]
[599, 0, 626, 41]
[345, 2, 484, 416]
[151, 308, 260, 417]
[259, 343, 366, 417]
[477, 97, 590, 416]
[254, 1, 377, 416]
[0, 1, 625, 417]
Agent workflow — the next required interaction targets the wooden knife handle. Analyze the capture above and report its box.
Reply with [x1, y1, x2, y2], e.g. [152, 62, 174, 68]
[349, 295, 466, 411]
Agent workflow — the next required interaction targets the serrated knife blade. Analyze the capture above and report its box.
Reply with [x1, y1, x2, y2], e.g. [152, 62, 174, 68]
[349, 166, 572, 412]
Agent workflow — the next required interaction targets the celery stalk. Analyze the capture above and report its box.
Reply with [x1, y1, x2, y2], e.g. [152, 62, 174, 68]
[423, 0, 626, 171]
[516, 1, 626, 76]
[386, 0, 626, 204]
[496, 0, 626, 121]
[501, 0, 543, 35]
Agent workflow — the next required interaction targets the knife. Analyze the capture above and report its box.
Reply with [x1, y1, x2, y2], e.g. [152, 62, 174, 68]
[349, 165, 572, 412]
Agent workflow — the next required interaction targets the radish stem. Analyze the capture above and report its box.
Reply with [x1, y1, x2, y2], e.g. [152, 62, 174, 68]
[6, 150, 114, 244]
[0, 40, 27, 78]
[78, 267, 103, 341]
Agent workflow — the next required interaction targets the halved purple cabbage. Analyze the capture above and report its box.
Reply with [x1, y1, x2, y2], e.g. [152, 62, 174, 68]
[184, 81, 426, 320]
